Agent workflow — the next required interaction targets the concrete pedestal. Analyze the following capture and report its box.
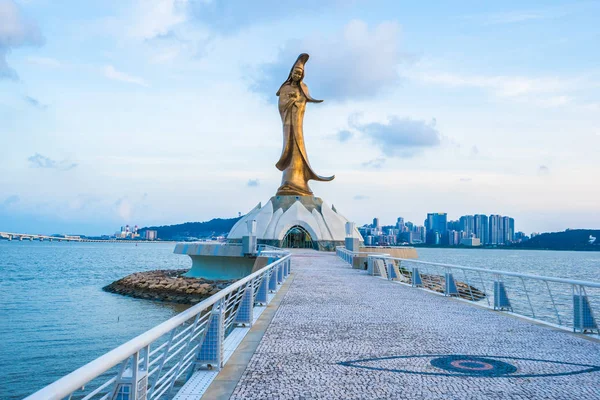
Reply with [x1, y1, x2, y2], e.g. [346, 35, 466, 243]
[173, 242, 266, 280]
[227, 195, 363, 251]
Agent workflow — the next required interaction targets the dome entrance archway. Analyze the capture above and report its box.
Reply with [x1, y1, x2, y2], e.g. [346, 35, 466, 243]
[282, 225, 317, 249]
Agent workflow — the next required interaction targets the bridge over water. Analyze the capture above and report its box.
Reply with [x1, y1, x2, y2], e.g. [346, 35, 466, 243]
[0, 232, 163, 243]
[0, 231, 84, 242]
[25, 249, 600, 400]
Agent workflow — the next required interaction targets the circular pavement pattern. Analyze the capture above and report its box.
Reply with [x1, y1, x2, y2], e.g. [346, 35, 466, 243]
[430, 355, 518, 376]
[338, 354, 600, 378]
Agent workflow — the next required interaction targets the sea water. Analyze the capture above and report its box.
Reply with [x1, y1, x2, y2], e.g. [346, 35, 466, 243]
[0, 242, 598, 399]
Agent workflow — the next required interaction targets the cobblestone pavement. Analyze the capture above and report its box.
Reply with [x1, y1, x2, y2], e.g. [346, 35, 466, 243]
[231, 250, 600, 399]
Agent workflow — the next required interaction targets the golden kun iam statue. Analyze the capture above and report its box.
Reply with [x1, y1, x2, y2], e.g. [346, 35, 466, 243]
[275, 53, 334, 196]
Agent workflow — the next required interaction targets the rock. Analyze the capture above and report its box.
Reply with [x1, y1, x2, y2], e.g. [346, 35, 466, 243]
[102, 269, 237, 304]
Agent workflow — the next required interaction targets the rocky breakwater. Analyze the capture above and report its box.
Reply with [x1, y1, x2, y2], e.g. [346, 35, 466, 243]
[103, 269, 237, 304]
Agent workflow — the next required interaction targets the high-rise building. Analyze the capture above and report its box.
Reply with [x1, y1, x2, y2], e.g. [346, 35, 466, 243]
[425, 213, 447, 244]
[396, 217, 404, 231]
[448, 230, 461, 246]
[489, 215, 501, 245]
[372, 218, 380, 230]
[474, 214, 489, 244]
[358, 226, 370, 238]
[483, 215, 516, 245]
[501, 216, 514, 244]
[416, 226, 426, 243]
[447, 220, 461, 231]
[459, 215, 475, 237]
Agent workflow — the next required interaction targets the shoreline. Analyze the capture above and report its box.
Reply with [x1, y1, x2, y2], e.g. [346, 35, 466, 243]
[0, 239, 179, 244]
[404, 245, 600, 252]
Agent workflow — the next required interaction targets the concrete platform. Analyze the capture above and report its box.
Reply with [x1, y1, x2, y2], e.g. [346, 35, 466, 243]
[226, 250, 600, 399]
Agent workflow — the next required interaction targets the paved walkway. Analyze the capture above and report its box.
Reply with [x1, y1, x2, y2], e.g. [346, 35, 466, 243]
[230, 250, 600, 399]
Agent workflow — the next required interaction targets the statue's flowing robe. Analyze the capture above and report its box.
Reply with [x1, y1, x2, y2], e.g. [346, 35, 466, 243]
[276, 82, 334, 195]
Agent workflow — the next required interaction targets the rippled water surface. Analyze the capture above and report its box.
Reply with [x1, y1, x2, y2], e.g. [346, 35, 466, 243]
[0, 241, 189, 400]
[0, 243, 599, 399]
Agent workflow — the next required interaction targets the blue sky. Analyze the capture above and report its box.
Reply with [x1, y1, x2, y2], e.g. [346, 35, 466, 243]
[1, 0, 599, 235]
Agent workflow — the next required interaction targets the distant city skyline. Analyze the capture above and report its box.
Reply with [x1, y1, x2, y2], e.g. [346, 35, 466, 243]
[360, 212, 521, 247]
[2, 0, 600, 235]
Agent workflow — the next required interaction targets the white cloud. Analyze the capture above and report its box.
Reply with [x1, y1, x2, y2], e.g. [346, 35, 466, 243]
[361, 157, 386, 169]
[403, 67, 600, 109]
[0, 0, 43, 80]
[103, 65, 148, 87]
[129, 0, 189, 40]
[353, 116, 441, 158]
[255, 20, 406, 100]
[406, 70, 569, 98]
[27, 153, 77, 170]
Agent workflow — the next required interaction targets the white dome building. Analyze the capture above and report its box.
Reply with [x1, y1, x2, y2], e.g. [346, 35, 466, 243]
[227, 195, 363, 251]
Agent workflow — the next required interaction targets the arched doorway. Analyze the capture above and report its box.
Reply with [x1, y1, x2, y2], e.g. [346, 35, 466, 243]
[282, 226, 316, 249]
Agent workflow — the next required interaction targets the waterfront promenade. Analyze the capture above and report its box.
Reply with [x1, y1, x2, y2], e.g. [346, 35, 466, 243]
[222, 250, 599, 399]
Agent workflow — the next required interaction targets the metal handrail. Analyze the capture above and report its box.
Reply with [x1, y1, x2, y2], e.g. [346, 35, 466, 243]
[25, 253, 291, 400]
[369, 255, 600, 289]
[336, 246, 599, 335]
[336, 247, 385, 257]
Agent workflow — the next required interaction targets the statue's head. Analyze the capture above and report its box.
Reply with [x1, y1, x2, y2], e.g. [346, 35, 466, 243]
[291, 67, 303, 82]
[276, 53, 322, 103]
[283, 53, 309, 85]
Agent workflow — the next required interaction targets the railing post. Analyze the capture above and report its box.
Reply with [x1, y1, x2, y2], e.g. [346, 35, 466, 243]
[373, 258, 387, 278]
[134, 347, 149, 400]
[444, 271, 458, 296]
[573, 285, 598, 333]
[234, 283, 254, 326]
[411, 267, 422, 287]
[110, 347, 149, 400]
[277, 261, 284, 283]
[255, 272, 269, 305]
[268, 265, 278, 292]
[194, 299, 225, 370]
[493, 280, 512, 311]
[282, 259, 288, 278]
[367, 256, 373, 275]
[387, 260, 398, 281]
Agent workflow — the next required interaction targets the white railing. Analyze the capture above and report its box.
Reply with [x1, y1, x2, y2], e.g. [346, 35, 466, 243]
[336, 247, 599, 335]
[335, 247, 387, 266]
[258, 244, 288, 254]
[25, 252, 292, 400]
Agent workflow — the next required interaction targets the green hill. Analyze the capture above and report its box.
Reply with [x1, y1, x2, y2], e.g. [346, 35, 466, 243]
[139, 217, 241, 240]
[511, 229, 600, 251]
